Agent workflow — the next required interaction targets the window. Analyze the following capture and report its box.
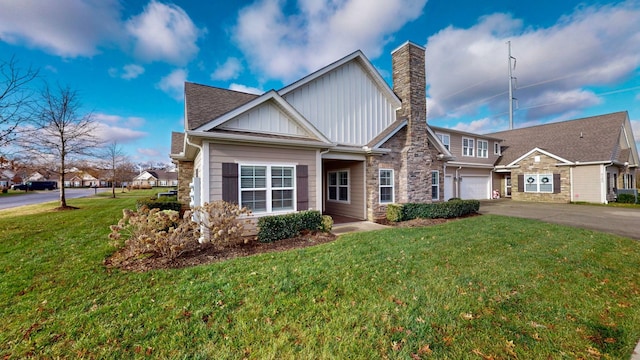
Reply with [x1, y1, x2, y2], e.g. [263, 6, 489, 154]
[379, 169, 394, 203]
[524, 174, 553, 193]
[328, 170, 349, 202]
[436, 133, 450, 150]
[494, 142, 501, 155]
[431, 170, 440, 200]
[462, 137, 474, 157]
[240, 164, 295, 213]
[477, 140, 488, 158]
[623, 173, 634, 189]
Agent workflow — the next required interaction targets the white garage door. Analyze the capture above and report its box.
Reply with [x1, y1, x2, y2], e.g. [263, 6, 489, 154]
[460, 176, 490, 200]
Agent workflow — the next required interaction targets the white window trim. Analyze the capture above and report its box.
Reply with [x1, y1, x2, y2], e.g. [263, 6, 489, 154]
[494, 142, 501, 155]
[462, 137, 475, 157]
[477, 140, 488, 158]
[239, 163, 297, 214]
[327, 169, 350, 204]
[524, 173, 553, 193]
[379, 169, 394, 204]
[436, 133, 450, 151]
[431, 170, 440, 201]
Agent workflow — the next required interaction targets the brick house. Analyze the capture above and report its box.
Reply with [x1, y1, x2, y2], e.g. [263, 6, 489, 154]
[171, 41, 450, 221]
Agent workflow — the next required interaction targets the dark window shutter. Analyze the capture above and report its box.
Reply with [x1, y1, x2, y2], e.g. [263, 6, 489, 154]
[296, 165, 309, 210]
[553, 173, 561, 194]
[517, 175, 524, 192]
[222, 163, 238, 204]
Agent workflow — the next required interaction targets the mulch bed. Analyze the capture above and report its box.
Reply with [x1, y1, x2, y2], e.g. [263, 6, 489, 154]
[105, 214, 478, 272]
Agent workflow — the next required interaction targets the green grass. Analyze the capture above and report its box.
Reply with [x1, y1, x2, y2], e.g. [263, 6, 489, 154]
[2, 193, 640, 359]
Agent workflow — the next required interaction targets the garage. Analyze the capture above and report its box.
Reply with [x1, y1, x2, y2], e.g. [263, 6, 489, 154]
[444, 175, 454, 200]
[460, 176, 490, 200]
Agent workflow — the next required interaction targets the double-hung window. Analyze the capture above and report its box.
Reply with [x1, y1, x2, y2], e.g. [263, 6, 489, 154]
[431, 170, 440, 200]
[436, 133, 450, 151]
[477, 140, 488, 158]
[379, 169, 394, 203]
[524, 174, 553, 193]
[240, 164, 295, 213]
[328, 170, 349, 202]
[463, 138, 474, 157]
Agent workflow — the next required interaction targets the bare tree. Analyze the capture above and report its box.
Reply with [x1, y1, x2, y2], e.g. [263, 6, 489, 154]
[102, 141, 128, 198]
[26, 83, 101, 209]
[0, 56, 39, 149]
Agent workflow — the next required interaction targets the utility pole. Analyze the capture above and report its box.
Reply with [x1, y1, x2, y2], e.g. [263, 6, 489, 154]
[507, 41, 517, 129]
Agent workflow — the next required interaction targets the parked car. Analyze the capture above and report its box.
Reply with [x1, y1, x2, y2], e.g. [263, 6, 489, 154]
[10, 181, 58, 191]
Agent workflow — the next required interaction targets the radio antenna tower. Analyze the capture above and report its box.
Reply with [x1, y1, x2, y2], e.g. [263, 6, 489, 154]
[507, 41, 517, 129]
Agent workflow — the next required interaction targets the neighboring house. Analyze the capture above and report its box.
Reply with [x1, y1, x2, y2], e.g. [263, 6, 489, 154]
[64, 171, 99, 187]
[432, 126, 503, 200]
[487, 111, 639, 203]
[0, 169, 15, 188]
[132, 170, 178, 187]
[171, 42, 450, 221]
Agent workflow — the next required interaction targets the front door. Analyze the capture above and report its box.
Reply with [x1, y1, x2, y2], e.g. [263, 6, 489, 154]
[505, 175, 512, 197]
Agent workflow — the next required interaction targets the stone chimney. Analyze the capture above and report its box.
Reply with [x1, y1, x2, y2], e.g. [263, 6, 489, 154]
[391, 41, 435, 203]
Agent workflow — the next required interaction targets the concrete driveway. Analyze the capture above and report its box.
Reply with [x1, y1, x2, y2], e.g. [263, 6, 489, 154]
[479, 200, 640, 240]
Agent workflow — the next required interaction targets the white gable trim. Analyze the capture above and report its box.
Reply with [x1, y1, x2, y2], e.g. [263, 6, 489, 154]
[194, 90, 332, 144]
[427, 126, 454, 159]
[278, 51, 401, 108]
[371, 120, 407, 149]
[507, 147, 573, 167]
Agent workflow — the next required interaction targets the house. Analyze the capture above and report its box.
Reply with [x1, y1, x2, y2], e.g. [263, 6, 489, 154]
[171, 42, 450, 221]
[431, 126, 503, 200]
[487, 111, 639, 203]
[132, 170, 178, 187]
[0, 169, 15, 188]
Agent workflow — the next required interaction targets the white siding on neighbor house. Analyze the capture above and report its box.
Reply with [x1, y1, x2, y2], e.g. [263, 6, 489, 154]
[283, 60, 397, 146]
[208, 143, 318, 211]
[218, 101, 312, 138]
[571, 165, 602, 203]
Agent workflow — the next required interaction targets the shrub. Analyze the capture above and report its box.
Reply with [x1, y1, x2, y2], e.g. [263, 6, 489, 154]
[136, 197, 182, 212]
[257, 210, 324, 243]
[1, 187, 7, 194]
[108, 206, 197, 263]
[386, 204, 403, 222]
[321, 215, 333, 232]
[386, 200, 480, 222]
[617, 193, 637, 204]
[190, 201, 251, 248]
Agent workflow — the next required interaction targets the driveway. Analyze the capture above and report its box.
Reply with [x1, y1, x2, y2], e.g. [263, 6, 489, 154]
[479, 200, 640, 240]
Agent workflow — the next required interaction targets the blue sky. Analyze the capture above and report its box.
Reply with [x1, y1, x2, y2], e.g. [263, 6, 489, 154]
[1, 0, 639, 164]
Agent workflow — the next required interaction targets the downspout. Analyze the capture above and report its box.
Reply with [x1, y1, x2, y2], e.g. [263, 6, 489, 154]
[455, 166, 462, 198]
[318, 149, 330, 214]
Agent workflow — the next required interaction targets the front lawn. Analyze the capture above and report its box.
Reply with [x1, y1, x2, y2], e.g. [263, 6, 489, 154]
[2, 193, 640, 358]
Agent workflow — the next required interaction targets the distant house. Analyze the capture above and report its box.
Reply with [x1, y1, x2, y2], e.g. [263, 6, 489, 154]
[488, 111, 639, 203]
[64, 171, 99, 187]
[0, 169, 15, 188]
[132, 170, 178, 187]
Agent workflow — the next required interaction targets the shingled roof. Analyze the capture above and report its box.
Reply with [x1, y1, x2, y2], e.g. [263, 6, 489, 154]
[170, 131, 184, 155]
[488, 111, 628, 166]
[185, 82, 259, 130]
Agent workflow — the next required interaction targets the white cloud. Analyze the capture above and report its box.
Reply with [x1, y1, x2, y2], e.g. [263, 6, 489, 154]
[452, 117, 492, 133]
[108, 64, 145, 80]
[632, 120, 640, 143]
[157, 69, 187, 100]
[425, 1, 640, 124]
[92, 113, 147, 143]
[126, 0, 205, 65]
[211, 57, 243, 81]
[229, 83, 263, 95]
[138, 148, 161, 157]
[0, 0, 123, 57]
[233, 0, 427, 82]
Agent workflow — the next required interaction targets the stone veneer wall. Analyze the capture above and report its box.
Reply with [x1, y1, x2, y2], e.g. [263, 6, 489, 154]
[511, 152, 571, 203]
[176, 160, 194, 206]
[392, 42, 441, 204]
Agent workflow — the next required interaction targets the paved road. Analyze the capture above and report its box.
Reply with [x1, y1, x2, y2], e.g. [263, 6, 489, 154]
[0, 188, 109, 210]
[479, 199, 640, 240]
